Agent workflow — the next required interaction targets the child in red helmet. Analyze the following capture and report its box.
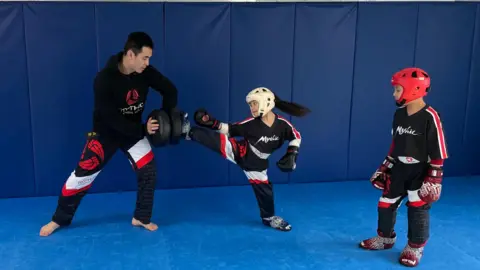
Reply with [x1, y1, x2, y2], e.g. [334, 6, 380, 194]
[359, 67, 449, 267]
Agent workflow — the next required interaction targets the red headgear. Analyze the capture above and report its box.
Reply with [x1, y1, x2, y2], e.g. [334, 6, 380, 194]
[391, 67, 431, 106]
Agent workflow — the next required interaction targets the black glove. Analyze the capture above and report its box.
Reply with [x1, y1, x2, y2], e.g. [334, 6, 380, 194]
[194, 108, 221, 130]
[277, 146, 299, 172]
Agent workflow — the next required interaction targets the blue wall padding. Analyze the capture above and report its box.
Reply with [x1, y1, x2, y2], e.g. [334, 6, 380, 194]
[414, 3, 476, 176]
[0, 2, 479, 198]
[229, 3, 296, 185]
[348, 3, 418, 179]
[464, 4, 480, 176]
[23, 3, 99, 196]
[291, 3, 357, 183]
[0, 4, 36, 198]
[160, 3, 232, 189]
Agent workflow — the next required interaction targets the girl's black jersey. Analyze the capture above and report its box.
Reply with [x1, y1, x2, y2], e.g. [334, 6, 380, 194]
[226, 114, 301, 171]
[390, 104, 448, 164]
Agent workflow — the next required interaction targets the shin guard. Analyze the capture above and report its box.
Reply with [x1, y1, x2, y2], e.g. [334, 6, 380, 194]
[134, 161, 157, 224]
[378, 207, 397, 237]
[407, 203, 431, 245]
[377, 196, 403, 237]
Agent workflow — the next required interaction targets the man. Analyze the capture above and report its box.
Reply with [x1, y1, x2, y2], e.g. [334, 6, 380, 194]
[40, 32, 180, 236]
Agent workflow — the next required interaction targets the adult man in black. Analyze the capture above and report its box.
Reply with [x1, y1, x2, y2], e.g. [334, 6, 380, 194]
[40, 32, 183, 236]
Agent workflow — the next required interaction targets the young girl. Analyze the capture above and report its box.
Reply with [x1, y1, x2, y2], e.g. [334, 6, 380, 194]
[182, 87, 310, 231]
[359, 67, 448, 267]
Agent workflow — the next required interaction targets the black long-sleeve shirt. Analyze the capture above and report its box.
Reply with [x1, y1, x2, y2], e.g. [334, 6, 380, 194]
[225, 114, 301, 171]
[390, 104, 448, 165]
[92, 52, 177, 140]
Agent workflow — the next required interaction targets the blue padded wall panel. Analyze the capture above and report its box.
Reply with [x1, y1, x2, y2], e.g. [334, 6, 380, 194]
[290, 3, 357, 183]
[24, 3, 98, 196]
[348, 3, 418, 180]
[0, 3, 35, 198]
[93, 3, 165, 193]
[414, 3, 476, 176]
[229, 3, 295, 185]
[464, 5, 480, 176]
[162, 3, 231, 188]
[3, 2, 480, 200]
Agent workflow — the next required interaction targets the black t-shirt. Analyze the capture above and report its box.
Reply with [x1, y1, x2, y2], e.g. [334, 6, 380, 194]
[227, 113, 301, 170]
[92, 52, 178, 140]
[390, 105, 449, 163]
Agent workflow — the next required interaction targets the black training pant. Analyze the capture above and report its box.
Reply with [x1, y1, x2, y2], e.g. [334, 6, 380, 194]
[52, 132, 157, 226]
[189, 126, 275, 219]
[377, 161, 431, 245]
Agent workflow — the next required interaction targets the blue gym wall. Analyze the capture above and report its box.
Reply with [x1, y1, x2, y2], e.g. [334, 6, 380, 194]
[1, 2, 479, 199]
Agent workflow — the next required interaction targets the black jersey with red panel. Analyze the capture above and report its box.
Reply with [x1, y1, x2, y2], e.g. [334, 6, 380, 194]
[227, 113, 301, 171]
[390, 105, 448, 164]
[92, 52, 178, 140]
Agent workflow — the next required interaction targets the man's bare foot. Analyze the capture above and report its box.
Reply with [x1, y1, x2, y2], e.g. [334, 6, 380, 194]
[132, 218, 158, 231]
[39, 221, 60, 237]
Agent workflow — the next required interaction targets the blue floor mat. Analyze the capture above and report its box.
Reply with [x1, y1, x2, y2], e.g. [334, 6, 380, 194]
[0, 176, 479, 270]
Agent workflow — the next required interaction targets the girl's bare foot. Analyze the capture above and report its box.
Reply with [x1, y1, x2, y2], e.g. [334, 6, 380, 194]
[132, 218, 158, 231]
[39, 221, 60, 237]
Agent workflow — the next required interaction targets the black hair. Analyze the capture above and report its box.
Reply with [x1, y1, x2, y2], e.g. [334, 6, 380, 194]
[274, 93, 311, 117]
[123, 32, 154, 56]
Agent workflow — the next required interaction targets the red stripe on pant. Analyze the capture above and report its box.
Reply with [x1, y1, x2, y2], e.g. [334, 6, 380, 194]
[220, 134, 227, 158]
[135, 151, 154, 170]
[249, 179, 269, 184]
[407, 201, 427, 207]
[62, 183, 92, 196]
[378, 201, 392, 208]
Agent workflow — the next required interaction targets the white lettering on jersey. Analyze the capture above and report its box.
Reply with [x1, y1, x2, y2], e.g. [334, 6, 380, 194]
[255, 135, 279, 144]
[395, 126, 419, 136]
[120, 102, 144, 115]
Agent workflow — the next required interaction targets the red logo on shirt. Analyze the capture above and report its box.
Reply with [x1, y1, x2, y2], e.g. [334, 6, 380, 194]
[126, 89, 139, 105]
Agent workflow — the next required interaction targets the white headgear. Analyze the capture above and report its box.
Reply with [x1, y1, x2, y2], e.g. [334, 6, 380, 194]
[246, 87, 275, 117]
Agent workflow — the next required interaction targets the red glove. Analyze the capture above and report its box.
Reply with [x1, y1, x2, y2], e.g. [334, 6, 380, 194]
[370, 156, 395, 190]
[418, 165, 443, 203]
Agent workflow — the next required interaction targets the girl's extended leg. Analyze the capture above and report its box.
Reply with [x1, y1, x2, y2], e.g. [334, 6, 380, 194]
[188, 126, 240, 163]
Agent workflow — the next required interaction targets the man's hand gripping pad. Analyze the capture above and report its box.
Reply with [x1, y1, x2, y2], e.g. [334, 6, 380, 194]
[147, 109, 171, 147]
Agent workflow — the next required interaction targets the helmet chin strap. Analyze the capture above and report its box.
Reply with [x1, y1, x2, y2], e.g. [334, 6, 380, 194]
[396, 99, 406, 107]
